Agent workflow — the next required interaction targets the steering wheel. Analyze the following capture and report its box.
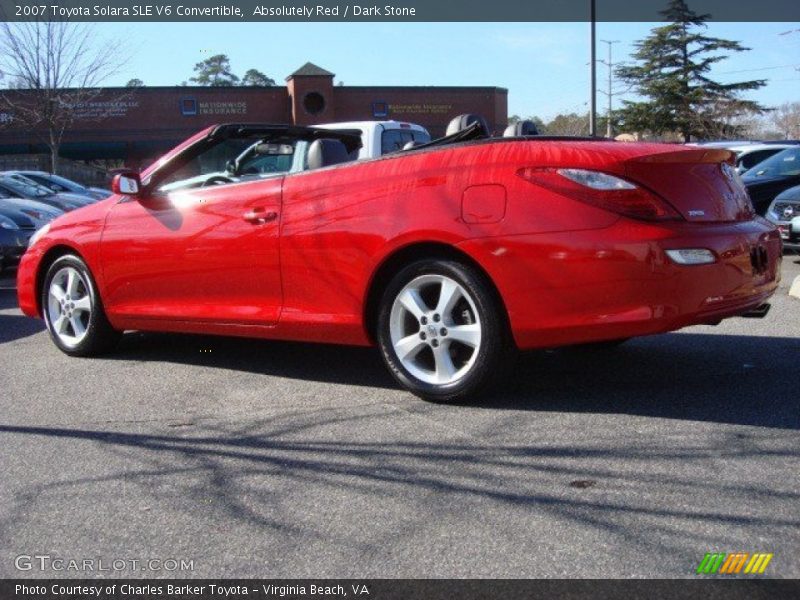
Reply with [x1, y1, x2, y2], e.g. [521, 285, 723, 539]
[202, 175, 233, 187]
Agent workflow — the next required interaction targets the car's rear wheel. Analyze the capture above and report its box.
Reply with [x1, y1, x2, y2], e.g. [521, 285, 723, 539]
[42, 255, 121, 356]
[377, 259, 511, 402]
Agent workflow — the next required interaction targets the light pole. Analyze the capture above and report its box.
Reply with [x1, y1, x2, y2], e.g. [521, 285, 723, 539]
[598, 40, 620, 138]
[589, 0, 597, 136]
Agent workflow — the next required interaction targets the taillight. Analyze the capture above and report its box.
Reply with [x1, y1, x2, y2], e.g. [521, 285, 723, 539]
[517, 167, 682, 221]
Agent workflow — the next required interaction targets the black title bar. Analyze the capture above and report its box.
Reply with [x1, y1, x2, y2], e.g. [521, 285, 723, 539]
[1, 0, 799, 22]
[3, 579, 800, 600]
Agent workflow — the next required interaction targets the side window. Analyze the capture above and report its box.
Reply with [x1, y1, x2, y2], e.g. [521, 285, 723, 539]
[742, 150, 773, 170]
[381, 130, 406, 155]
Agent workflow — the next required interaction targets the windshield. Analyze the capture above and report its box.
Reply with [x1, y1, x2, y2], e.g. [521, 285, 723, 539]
[0, 176, 52, 198]
[747, 148, 800, 178]
[156, 137, 302, 193]
[30, 173, 86, 193]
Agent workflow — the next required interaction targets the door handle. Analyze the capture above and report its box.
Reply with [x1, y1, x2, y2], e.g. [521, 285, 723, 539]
[243, 208, 278, 224]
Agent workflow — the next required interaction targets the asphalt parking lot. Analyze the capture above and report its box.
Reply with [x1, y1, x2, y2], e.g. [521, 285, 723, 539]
[1, 257, 799, 579]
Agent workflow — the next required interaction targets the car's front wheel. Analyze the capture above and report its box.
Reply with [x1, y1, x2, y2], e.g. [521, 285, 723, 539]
[42, 255, 121, 356]
[377, 259, 512, 402]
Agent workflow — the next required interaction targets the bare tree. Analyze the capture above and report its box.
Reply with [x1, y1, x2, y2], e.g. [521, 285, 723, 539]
[772, 102, 800, 140]
[0, 21, 125, 173]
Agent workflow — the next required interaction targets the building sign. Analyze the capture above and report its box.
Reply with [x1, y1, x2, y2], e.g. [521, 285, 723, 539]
[372, 101, 388, 118]
[72, 100, 140, 119]
[180, 97, 197, 116]
[198, 101, 248, 115]
[389, 103, 453, 115]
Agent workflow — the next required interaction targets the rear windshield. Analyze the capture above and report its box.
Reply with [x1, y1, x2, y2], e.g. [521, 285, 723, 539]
[381, 129, 432, 154]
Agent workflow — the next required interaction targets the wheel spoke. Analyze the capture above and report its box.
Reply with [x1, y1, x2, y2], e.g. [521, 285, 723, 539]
[66, 269, 80, 296]
[69, 315, 86, 338]
[398, 288, 428, 320]
[53, 314, 69, 334]
[394, 333, 427, 361]
[447, 323, 481, 348]
[433, 346, 457, 382]
[49, 283, 66, 304]
[436, 278, 462, 317]
[73, 295, 91, 313]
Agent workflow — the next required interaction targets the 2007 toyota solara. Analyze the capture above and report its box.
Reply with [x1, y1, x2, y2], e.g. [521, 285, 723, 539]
[17, 117, 781, 402]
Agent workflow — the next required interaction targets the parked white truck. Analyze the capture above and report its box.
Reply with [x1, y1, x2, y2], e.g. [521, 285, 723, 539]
[316, 120, 431, 158]
[160, 120, 430, 192]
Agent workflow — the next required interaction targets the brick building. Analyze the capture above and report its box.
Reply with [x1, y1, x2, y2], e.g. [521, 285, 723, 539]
[0, 63, 508, 168]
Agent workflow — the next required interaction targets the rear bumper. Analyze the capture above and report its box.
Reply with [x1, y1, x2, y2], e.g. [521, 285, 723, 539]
[459, 217, 782, 350]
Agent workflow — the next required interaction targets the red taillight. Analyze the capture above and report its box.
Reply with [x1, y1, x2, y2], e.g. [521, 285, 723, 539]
[517, 167, 682, 221]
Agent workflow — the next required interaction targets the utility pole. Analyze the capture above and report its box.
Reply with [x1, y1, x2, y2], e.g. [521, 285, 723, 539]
[598, 40, 620, 138]
[589, 0, 597, 136]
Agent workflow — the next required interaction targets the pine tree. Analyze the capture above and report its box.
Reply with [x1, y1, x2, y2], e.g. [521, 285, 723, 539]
[616, 0, 767, 142]
[189, 54, 239, 86]
[241, 69, 276, 87]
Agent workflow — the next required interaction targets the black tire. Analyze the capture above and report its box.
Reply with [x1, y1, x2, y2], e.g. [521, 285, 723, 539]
[376, 258, 513, 402]
[41, 254, 121, 356]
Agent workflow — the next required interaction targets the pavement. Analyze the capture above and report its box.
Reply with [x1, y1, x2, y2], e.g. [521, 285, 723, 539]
[0, 255, 798, 579]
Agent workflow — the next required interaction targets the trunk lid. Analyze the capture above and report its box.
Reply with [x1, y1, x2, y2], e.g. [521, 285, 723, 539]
[624, 148, 754, 222]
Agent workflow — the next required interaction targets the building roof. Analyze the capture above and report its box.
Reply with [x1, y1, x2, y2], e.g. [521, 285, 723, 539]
[288, 62, 335, 78]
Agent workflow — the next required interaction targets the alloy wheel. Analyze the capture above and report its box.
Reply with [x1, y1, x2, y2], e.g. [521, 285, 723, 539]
[389, 274, 482, 385]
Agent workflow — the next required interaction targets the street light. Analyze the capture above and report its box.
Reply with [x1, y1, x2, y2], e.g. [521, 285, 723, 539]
[589, 0, 597, 136]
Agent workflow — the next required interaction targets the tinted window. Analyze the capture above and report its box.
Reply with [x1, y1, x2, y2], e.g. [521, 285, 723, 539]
[381, 129, 431, 155]
[740, 150, 779, 170]
[748, 148, 800, 178]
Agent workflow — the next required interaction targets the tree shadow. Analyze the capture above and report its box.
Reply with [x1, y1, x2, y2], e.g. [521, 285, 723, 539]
[0, 416, 797, 577]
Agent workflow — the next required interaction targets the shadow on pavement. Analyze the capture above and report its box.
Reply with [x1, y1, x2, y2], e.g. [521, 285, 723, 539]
[107, 329, 800, 430]
[0, 416, 797, 571]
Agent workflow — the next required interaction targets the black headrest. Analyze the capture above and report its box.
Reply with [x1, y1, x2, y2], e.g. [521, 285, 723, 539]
[445, 114, 490, 137]
[503, 120, 540, 137]
[306, 139, 353, 170]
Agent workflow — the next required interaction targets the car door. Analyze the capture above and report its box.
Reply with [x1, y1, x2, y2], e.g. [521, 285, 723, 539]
[100, 177, 283, 325]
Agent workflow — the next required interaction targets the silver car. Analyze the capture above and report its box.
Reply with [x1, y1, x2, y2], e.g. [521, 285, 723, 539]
[766, 184, 800, 251]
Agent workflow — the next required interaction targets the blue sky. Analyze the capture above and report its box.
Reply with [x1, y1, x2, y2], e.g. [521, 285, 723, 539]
[100, 21, 800, 120]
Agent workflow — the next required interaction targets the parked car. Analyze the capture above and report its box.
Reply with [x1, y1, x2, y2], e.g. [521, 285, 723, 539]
[316, 120, 431, 157]
[726, 143, 797, 174]
[0, 175, 92, 212]
[765, 184, 800, 252]
[0, 187, 64, 229]
[17, 118, 781, 402]
[742, 147, 800, 215]
[12, 170, 111, 201]
[0, 204, 37, 272]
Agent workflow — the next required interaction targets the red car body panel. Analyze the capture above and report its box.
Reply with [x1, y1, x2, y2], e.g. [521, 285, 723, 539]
[17, 133, 782, 351]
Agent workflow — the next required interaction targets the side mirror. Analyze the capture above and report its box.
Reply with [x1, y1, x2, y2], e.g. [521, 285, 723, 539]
[111, 171, 141, 196]
[225, 159, 237, 174]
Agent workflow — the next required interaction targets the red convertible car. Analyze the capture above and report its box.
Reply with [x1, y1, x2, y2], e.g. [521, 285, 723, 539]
[17, 118, 781, 401]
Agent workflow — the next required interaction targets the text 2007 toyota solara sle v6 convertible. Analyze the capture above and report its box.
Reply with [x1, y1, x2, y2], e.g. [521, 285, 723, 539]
[17, 118, 781, 401]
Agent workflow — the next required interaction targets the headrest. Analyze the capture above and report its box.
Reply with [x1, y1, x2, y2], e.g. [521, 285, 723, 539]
[445, 114, 490, 137]
[402, 140, 422, 150]
[307, 139, 353, 170]
[503, 120, 540, 137]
